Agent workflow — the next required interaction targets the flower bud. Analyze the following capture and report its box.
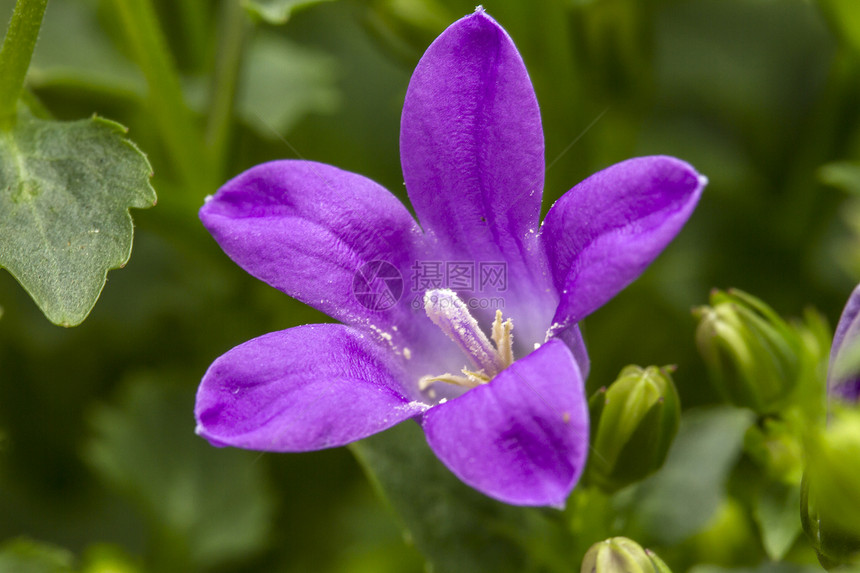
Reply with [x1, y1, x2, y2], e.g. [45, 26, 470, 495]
[694, 289, 804, 414]
[801, 407, 860, 568]
[581, 537, 672, 573]
[585, 365, 680, 493]
[828, 283, 860, 404]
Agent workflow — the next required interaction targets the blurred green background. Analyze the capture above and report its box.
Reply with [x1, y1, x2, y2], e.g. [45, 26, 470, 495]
[1, 0, 860, 571]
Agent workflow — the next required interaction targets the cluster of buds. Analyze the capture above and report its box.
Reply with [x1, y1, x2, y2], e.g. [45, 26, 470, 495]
[694, 289, 827, 414]
[585, 365, 680, 493]
[581, 537, 672, 573]
[801, 284, 860, 567]
[801, 406, 860, 567]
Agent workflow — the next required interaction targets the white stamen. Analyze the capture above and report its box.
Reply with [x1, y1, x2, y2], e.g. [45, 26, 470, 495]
[424, 289, 504, 375]
[420, 289, 517, 395]
[419, 372, 483, 390]
[491, 310, 514, 366]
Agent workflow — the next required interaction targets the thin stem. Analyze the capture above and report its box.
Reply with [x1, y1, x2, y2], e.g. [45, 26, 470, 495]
[112, 0, 214, 193]
[205, 0, 248, 176]
[176, 0, 211, 71]
[0, 0, 48, 128]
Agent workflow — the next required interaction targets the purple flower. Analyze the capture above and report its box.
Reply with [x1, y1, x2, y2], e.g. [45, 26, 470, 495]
[195, 8, 706, 507]
[830, 284, 860, 402]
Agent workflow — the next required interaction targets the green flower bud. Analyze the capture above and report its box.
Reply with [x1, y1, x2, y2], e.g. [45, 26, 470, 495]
[801, 407, 860, 568]
[694, 289, 804, 414]
[585, 365, 680, 493]
[581, 537, 672, 573]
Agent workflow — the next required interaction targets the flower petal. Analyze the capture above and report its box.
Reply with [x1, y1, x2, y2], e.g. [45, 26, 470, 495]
[421, 339, 588, 507]
[195, 324, 428, 451]
[400, 9, 544, 269]
[200, 160, 425, 328]
[553, 324, 590, 381]
[830, 283, 860, 402]
[542, 156, 706, 329]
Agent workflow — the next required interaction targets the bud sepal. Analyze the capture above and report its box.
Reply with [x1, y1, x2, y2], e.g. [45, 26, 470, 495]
[581, 537, 673, 573]
[585, 365, 680, 493]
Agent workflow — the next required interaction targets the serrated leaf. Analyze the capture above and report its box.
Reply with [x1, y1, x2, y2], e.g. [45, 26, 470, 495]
[351, 421, 573, 573]
[241, 0, 336, 25]
[85, 376, 272, 568]
[0, 538, 75, 573]
[0, 109, 156, 326]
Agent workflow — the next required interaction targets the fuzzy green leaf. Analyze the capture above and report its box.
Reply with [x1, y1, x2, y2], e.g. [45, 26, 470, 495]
[0, 109, 156, 326]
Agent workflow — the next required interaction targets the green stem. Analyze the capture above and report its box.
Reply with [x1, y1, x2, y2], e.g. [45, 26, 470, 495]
[205, 0, 248, 176]
[0, 0, 47, 128]
[112, 0, 213, 193]
[176, 0, 210, 71]
[776, 51, 860, 247]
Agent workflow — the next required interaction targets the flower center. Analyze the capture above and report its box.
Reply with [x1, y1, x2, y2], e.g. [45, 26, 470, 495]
[419, 289, 515, 395]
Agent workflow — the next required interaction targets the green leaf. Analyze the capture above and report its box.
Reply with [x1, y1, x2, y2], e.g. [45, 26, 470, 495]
[819, 160, 860, 195]
[80, 543, 140, 573]
[85, 375, 272, 569]
[0, 108, 156, 326]
[24, 0, 145, 98]
[351, 421, 574, 573]
[241, 0, 336, 25]
[0, 0, 144, 99]
[819, 0, 860, 55]
[0, 538, 75, 573]
[237, 32, 340, 136]
[753, 480, 801, 561]
[689, 563, 822, 573]
[622, 407, 755, 545]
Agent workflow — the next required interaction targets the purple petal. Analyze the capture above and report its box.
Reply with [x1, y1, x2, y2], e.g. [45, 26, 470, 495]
[400, 9, 544, 272]
[542, 156, 706, 329]
[195, 324, 428, 451]
[200, 160, 425, 329]
[421, 339, 588, 507]
[829, 283, 860, 402]
[553, 324, 590, 380]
